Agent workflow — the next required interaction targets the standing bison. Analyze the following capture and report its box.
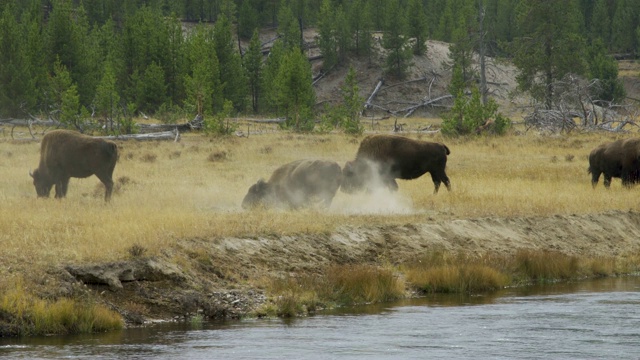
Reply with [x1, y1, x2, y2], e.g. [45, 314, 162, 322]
[341, 134, 451, 194]
[30, 129, 119, 201]
[242, 159, 342, 209]
[588, 138, 640, 189]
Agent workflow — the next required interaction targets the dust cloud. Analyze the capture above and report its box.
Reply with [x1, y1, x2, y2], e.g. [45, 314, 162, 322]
[331, 188, 415, 215]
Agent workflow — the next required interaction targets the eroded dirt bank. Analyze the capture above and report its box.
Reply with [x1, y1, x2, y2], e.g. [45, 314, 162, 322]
[66, 210, 640, 324]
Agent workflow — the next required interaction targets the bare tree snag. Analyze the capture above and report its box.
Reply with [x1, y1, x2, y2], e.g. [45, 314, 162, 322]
[365, 79, 384, 110]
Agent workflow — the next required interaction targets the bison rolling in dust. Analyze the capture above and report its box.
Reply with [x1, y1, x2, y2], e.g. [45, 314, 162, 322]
[341, 134, 451, 194]
[30, 129, 119, 201]
[242, 159, 343, 209]
[589, 138, 640, 189]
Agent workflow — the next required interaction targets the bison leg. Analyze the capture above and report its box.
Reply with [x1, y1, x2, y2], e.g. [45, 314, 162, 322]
[431, 171, 451, 194]
[96, 174, 114, 201]
[103, 179, 114, 201]
[54, 177, 70, 198]
[591, 171, 601, 188]
[386, 178, 399, 192]
[603, 175, 612, 189]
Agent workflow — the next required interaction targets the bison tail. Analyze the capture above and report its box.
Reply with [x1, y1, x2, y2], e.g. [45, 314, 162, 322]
[105, 142, 119, 161]
[587, 166, 592, 175]
[442, 144, 451, 155]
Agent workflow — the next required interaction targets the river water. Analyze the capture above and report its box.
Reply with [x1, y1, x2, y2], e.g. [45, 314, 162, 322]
[2, 277, 640, 359]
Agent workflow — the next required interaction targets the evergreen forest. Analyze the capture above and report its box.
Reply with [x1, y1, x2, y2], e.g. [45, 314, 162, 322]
[0, 0, 637, 133]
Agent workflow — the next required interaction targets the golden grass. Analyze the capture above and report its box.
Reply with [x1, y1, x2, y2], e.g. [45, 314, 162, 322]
[262, 264, 405, 316]
[323, 264, 405, 304]
[0, 280, 123, 336]
[1, 128, 639, 272]
[403, 248, 628, 294]
[514, 249, 579, 281]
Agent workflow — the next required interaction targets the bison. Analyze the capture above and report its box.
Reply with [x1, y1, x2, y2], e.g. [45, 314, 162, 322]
[30, 129, 119, 201]
[242, 159, 342, 209]
[341, 134, 451, 194]
[588, 138, 640, 189]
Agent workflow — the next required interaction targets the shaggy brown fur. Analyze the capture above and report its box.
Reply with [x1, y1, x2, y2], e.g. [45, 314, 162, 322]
[30, 130, 119, 201]
[588, 138, 640, 189]
[341, 134, 451, 194]
[242, 159, 342, 209]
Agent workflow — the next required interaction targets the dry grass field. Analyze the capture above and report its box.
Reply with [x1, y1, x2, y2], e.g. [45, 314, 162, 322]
[3, 122, 640, 329]
[1, 124, 639, 273]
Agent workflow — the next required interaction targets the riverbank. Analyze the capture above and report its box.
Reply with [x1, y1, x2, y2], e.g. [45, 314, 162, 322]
[37, 209, 640, 329]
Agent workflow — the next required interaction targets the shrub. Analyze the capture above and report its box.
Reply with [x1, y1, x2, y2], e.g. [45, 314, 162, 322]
[442, 87, 510, 136]
[203, 100, 237, 135]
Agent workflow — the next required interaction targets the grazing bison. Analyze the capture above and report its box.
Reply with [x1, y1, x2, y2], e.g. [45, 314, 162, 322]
[30, 129, 119, 201]
[341, 134, 451, 194]
[588, 138, 640, 189]
[242, 159, 342, 209]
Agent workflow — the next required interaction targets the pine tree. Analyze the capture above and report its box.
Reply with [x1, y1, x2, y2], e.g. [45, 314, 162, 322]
[138, 62, 167, 113]
[244, 29, 263, 113]
[214, 14, 248, 111]
[436, 1, 455, 42]
[512, 0, 587, 109]
[165, 14, 186, 108]
[277, 4, 301, 51]
[317, 0, 337, 70]
[261, 40, 285, 114]
[49, 58, 82, 131]
[0, 6, 36, 117]
[93, 61, 120, 132]
[238, 0, 259, 40]
[184, 24, 221, 118]
[448, 16, 476, 86]
[590, 0, 611, 45]
[275, 46, 315, 131]
[611, 0, 638, 54]
[347, 0, 372, 59]
[382, 0, 412, 78]
[120, 6, 173, 109]
[407, 0, 428, 55]
[335, 6, 350, 65]
[340, 66, 364, 135]
[588, 39, 626, 103]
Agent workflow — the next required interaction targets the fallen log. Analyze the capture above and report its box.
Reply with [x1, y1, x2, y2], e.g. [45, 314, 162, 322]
[0, 118, 59, 127]
[96, 130, 180, 142]
[365, 79, 384, 110]
[382, 77, 427, 91]
[402, 94, 453, 117]
[242, 118, 286, 124]
[137, 122, 196, 133]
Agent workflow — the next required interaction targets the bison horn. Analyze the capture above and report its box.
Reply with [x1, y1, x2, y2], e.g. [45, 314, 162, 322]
[29, 170, 33, 178]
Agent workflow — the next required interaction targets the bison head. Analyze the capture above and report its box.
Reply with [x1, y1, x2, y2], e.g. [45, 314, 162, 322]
[340, 160, 372, 193]
[30, 169, 53, 198]
[241, 179, 272, 209]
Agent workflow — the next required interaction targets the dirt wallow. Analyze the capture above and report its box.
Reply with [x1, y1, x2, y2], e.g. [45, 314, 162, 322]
[61, 210, 640, 325]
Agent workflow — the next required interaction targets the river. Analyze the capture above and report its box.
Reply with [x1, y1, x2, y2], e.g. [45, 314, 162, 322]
[1, 277, 639, 359]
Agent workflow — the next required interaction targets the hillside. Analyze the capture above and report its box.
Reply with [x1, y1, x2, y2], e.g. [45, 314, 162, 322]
[294, 31, 640, 130]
